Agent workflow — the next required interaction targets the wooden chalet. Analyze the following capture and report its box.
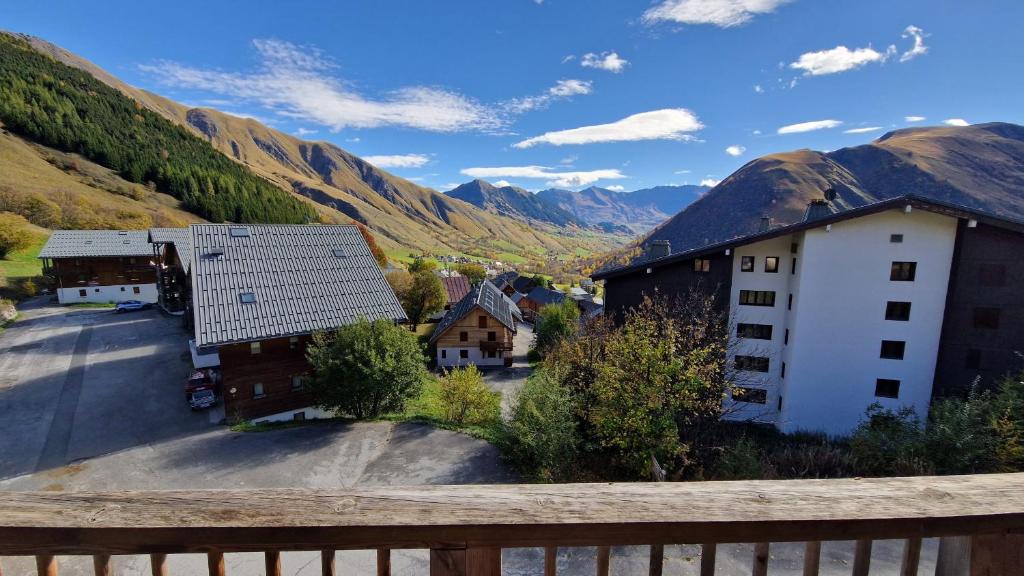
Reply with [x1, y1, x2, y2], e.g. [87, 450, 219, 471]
[38, 230, 157, 304]
[430, 280, 521, 368]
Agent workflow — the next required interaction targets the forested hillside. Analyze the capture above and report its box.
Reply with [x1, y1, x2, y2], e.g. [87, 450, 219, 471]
[0, 34, 313, 224]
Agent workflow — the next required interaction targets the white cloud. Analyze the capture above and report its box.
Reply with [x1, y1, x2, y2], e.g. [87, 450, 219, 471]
[944, 118, 969, 127]
[492, 180, 513, 187]
[725, 144, 746, 156]
[642, 0, 790, 28]
[843, 126, 883, 134]
[700, 178, 721, 187]
[503, 79, 593, 113]
[559, 155, 578, 165]
[790, 45, 893, 76]
[141, 39, 501, 133]
[345, 137, 361, 143]
[580, 52, 629, 73]
[294, 127, 318, 136]
[752, 129, 762, 135]
[777, 119, 843, 134]
[561, 55, 576, 64]
[513, 108, 703, 148]
[904, 116, 926, 123]
[753, 84, 764, 93]
[674, 169, 692, 174]
[460, 165, 626, 188]
[362, 154, 431, 169]
[900, 25, 928, 62]
[605, 185, 626, 192]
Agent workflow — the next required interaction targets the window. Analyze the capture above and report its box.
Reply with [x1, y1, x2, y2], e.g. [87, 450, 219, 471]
[289, 336, 299, 350]
[790, 242, 799, 254]
[133, 286, 141, 295]
[737, 323, 773, 340]
[291, 375, 304, 391]
[79, 289, 87, 297]
[764, 257, 779, 273]
[331, 248, 348, 258]
[250, 341, 261, 355]
[694, 259, 711, 273]
[293, 411, 306, 421]
[478, 316, 488, 329]
[735, 355, 770, 373]
[253, 382, 265, 398]
[740, 256, 754, 272]
[486, 350, 497, 358]
[121, 287, 126, 292]
[787, 293, 793, 310]
[739, 290, 775, 306]
[733, 387, 767, 404]
[973, 307, 1001, 330]
[880, 340, 906, 360]
[229, 226, 250, 238]
[778, 396, 783, 411]
[459, 349, 469, 359]
[966, 349, 982, 370]
[459, 331, 468, 342]
[780, 362, 786, 379]
[784, 329, 789, 345]
[791, 258, 797, 274]
[875, 379, 900, 399]
[441, 349, 447, 359]
[890, 234, 904, 243]
[487, 331, 497, 342]
[979, 263, 1006, 287]
[239, 292, 256, 304]
[890, 261, 917, 281]
[886, 301, 912, 321]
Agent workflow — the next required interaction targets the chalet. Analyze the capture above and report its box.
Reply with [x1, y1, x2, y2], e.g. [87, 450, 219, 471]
[440, 275, 472, 311]
[190, 224, 407, 423]
[594, 195, 1024, 436]
[517, 286, 566, 322]
[431, 280, 521, 368]
[148, 228, 193, 314]
[492, 271, 518, 295]
[39, 230, 157, 304]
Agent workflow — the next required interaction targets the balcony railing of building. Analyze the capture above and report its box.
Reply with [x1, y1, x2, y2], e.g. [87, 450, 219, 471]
[479, 340, 513, 352]
[1, 473, 1022, 576]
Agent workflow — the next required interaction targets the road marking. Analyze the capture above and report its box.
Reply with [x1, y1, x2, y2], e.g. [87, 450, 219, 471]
[35, 326, 93, 472]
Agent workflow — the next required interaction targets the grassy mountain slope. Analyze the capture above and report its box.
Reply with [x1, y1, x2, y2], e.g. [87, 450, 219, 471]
[646, 123, 1024, 251]
[537, 185, 707, 233]
[447, 179, 584, 227]
[13, 33, 621, 257]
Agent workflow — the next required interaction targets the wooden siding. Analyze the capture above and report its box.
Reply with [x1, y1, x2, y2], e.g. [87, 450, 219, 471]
[434, 307, 513, 350]
[220, 335, 315, 421]
[51, 257, 156, 288]
[602, 250, 733, 323]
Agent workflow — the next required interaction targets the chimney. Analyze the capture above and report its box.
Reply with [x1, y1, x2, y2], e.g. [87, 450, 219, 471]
[803, 198, 835, 222]
[648, 240, 671, 259]
[758, 217, 772, 232]
[823, 187, 837, 202]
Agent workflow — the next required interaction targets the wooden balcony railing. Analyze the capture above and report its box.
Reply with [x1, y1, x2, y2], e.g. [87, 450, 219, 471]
[479, 340, 513, 352]
[1, 473, 1023, 575]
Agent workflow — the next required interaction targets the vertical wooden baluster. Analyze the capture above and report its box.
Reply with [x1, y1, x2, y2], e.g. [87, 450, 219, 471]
[649, 544, 664, 576]
[35, 555, 57, 576]
[900, 537, 921, 576]
[430, 548, 466, 576]
[752, 542, 769, 576]
[544, 547, 557, 576]
[700, 543, 716, 576]
[208, 551, 225, 576]
[802, 541, 821, 576]
[851, 540, 872, 576]
[935, 536, 970, 576]
[321, 550, 336, 576]
[93, 554, 112, 576]
[266, 551, 281, 576]
[0, 557, 4, 576]
[596, 546, 610, 576]
[970, 532, 1024, 576]
[151, 553, 168, 576]
[377, 548, 391, 576]
[466, 547, 501, 576]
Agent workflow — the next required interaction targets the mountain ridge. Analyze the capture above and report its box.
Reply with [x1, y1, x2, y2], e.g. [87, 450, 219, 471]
[537, 184, 707, 233]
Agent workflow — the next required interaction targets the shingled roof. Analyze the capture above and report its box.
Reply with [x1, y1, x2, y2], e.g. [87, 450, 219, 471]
[191, 224, 407, 348]
[440, 275, 472, 305]
[430, 280, 518, 344]
[149, 228, 193, 273]
[38, 230, 153, 259]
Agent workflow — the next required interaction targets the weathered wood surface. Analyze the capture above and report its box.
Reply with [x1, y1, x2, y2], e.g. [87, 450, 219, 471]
[0, 474, 1023, 554]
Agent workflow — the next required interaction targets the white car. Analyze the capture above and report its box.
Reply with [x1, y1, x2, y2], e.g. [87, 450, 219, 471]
[114, 300, 152, 313]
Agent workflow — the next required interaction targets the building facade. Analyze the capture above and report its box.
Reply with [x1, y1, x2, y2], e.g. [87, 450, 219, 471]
[595, 196, 1024, 436]
[431, 280, 520, 368]
[39, 230, 158, 304]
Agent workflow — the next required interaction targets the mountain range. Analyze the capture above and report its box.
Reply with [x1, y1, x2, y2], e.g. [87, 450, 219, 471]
[644, 122, 1024, 254]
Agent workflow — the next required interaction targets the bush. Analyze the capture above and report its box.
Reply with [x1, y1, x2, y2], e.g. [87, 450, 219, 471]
[849, 404, 931, 476]
[0, 212, 32, 259]
[533, 299, 579, 356]
[437, 366, 501, 426]
[455, 263, 486, 284]
[502, 368, 579, 481]
[925, 384, 1000, 474]
[713, 437, 764, 480]
[306, 318, 426, 419]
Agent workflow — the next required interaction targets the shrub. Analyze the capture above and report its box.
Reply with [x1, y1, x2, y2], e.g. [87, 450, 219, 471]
[533, 299, 579, 356]
[437, 366, 501, 426]
[925, 384, 1000, 474]
[455, 263, 486, 284]
[306, 318, 426, 419]
[0, 212, 32, 259]
[849, 404, 931, 476]
[713, 437, 764, 480]
[502, 368, 579, 481]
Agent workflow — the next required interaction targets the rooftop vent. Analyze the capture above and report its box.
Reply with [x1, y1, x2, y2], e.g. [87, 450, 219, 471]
[206, 247, 225, 259]
[118, 231, 128, 236]
[84, 240, 93, 245]
[122, 240, 130, 244]
[648, 240, 671, 259]
[332, 248, 348, 258]
[759, 217, 772, 232]
[229, 227, 250, 238]
[239, 292, 256, 304]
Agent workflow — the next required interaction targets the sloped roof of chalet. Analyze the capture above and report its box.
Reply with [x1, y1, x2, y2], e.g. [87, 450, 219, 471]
[593, 194, 1024, 281]
[493, 271, 518, 289]
[525, 286, 566, 306]
[149, 228, 193, 273]
[430, 280, 517, 344]
[39, 230, 153, 259]
[191, 224, 407, 348]
[512, 276, 537, 293]
[440, 275, 472, 305]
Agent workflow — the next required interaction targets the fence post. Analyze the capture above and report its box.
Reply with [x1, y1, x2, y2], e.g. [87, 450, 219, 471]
[936, 536, 970, 576]
[970, 532, 1024, 575]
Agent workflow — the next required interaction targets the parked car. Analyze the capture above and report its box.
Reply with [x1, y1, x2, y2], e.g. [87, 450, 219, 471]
[185, 369, 219, 410]
[114, 300, 152, 313]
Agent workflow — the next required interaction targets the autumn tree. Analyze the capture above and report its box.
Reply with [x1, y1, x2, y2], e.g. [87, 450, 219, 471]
[455, 263, 486, 284]
[353, 221, 387, 268]
[0, 212, 32, 259]
[437, 365, 501, 425]
[533, 299, 580, 356]
[392, 270, 446, 329]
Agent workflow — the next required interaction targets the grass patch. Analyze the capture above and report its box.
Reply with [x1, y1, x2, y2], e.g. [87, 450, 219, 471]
[68, 302, 116, 308]
[382, 376, 505, 444]
[0, 231, 46, 280]
[496, 252, 528, 264]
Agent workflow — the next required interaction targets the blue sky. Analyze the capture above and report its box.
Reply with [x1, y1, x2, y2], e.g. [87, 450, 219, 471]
[5, 1, 1023, 194]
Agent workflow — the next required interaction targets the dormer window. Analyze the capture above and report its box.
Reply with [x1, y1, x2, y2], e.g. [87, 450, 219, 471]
[239, 292, 256, 304]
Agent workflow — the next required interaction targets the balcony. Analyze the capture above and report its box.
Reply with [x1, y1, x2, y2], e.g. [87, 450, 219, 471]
[1, 473, 1022, 575]
[479, 340, 512, 352]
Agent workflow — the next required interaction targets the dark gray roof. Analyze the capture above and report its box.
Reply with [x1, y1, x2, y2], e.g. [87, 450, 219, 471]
[38, 230, 152, 258]
[525, 286, 566, 306]
[191, 224, 407, 348]
[430, 280, 517, 344]
[149, 228, 193, 273]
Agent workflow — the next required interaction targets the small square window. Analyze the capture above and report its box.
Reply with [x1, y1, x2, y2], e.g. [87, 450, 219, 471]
[487, 350, 496, 358]
[291, 375, 304, 391]
[459, 349, 469, 359]
[875, 379, 900, 399]
[790, 242, 799, 254]
[250, 341, 261, 355]
[740, 256, 754, 272]
[239, 292, 256, 304]
[332, 248, 348, 258]
[973, 307, 1001, 330]
[732, 387, 767, 404]
[890, 234, 904, 243]
[293, 411, 306, 421]
[459, 331, 468, 342]
[79, 289, 87, 297]
[487, 331, 497, 342]
[890, 261, 917, 281]
[694, 259, 711, 273]
[120, 287, 126, 292]
[737, 323, 772, 340]
[253, 382, 265, 398]
[886, 301, 912, 321]
[880, 340, 906, 360]
[478, 316, 488, 329]
[966, 349, 982, 370]
[764, 257, 779, 273]
[133, 287, 141, 294]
